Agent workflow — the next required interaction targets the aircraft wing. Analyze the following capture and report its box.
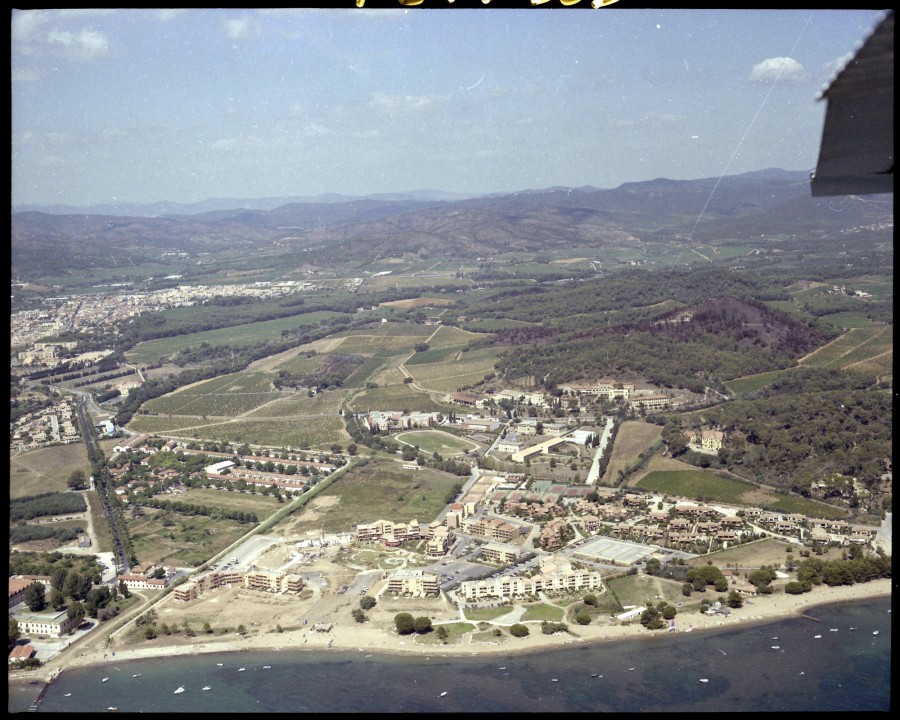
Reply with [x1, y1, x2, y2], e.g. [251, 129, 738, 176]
[810, 10, 893, 197]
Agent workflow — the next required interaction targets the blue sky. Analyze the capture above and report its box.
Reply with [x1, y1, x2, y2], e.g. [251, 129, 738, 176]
[11, 7, 888, 207]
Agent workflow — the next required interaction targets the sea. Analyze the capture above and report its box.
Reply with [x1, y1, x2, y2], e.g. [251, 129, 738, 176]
[10, 597, 891, 713]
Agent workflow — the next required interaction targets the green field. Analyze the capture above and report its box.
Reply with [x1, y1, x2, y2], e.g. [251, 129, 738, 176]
[395, 430, 479, 456]
[820, 312, 877, 329]
[342, 357, 387, 388]
[10, 443, 91, 499]
[404, 346, 463, 366]
[143, 372, 279, 416]
[174, 487, 282, 515]
[125, 311, 344, 363]
[636, 470, 753, 504]
[425, 325, 484, 349]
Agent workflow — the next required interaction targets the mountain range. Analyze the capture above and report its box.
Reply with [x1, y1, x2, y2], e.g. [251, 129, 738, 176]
[11, 169, 892, 280]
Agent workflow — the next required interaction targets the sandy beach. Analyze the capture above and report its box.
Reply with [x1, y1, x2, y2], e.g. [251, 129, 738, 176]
[18, 578, 890, 685]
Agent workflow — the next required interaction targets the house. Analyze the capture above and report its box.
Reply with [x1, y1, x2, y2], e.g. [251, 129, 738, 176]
[8, 644, 36, 663]
[14, 610, 77, 637]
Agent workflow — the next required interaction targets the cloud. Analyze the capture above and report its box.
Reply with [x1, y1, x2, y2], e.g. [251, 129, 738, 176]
[11, 10, 50, 44]
[156, 9, 187, 22]
[224, 17, 255, 40]
[749, 57, 807, 84]
[46, 28, 109, 59]
[367, 92, 449, 113]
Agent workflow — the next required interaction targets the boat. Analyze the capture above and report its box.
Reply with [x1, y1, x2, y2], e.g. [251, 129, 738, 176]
[551, 678, 558, 682]
[216, 663, 223, 667]
[699, 679, 709, 683]
[829, 628, 839, 632]
[238, 668, 246, 672]
[771, 646, 780, 650]
[814, 635, 822, 639]
[440, 692, 448, 697]
[132, 674, 141, 678]
[262, 665, 271, 669]
[590, 673, 598, 678]
[873, 630, 880, 635]
[107, 708, 118, 712]
[101, 678, 109, 683]
[174, 686, 185, 694]
[64, 693, 72, 697]
[202, 687, 211, 691]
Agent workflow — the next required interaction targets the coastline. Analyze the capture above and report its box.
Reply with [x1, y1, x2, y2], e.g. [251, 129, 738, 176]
[16, 578, 891, 686]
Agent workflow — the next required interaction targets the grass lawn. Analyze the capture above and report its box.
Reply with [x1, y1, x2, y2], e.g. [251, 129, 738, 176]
[175, 487, 282, 515]
[10, 443, 92, 499]
[464, 606, 514, 622]
[604, 574, 692, 613]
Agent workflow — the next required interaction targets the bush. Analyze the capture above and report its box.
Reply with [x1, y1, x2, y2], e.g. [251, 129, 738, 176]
[574, 612, 591, 626]
[509, 623, 530, 637]
[413, 616, 433, 633]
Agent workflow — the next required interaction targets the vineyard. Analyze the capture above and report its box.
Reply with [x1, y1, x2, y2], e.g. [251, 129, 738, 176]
[800, 325, 892, 377]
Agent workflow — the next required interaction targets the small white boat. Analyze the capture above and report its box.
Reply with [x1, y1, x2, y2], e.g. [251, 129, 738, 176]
[873, 630, 879, 636]
[101, 678, 109, 683]
[771, 646, 780, 650]
[699, 679, 709, 683]
[628, 668, 635, 671]
[216, 663, 223, 667]
[64, 693, 72, 697]
[814, 635, 822, 639]
[440, 692, 448, 697]
[174, 686, 185, 694]
[202, 686, 211, 691]
[829, 628, 839, 632]
[132, 674, 141, 678]
[238, 668, 246, 672]
[262, 665, 271, 669]
[498, 667, 506, 670]
[590, 673, 598, 678]
[551, 678, 558, 682]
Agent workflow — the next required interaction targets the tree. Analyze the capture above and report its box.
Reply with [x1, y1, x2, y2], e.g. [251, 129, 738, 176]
[67, 469, 88, 490]
[726, 590, 744, 608]
[25, 582, 46, 612]
[583, 593, 598, 606]
[67, 601, 86, 627]
[119, 580, 131, 598]
[360, 595, 376, 610]
[414, 616, 433, 634]
[49, 588, 67, 611]
[352, 608, 367, 623]
[203, 622, 213, 634]
[394, 613, 415, 635]
[574, 610, 591, 625]
[435, 626, 449, 642]
[509, 623, 530, 637]
[236, 624, 247, 635]
[9, 617, 20, 648]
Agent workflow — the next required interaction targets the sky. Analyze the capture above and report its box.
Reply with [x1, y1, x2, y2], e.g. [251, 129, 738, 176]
[11, 6, 889, 208]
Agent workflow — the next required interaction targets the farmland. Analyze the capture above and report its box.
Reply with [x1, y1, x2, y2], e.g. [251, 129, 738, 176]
[800, 325, 892, 378]
[125, 310, 344, 364]
[404, 347, 501, 394]
[636, 470, 754, 505]
[347, 384, 457, 414]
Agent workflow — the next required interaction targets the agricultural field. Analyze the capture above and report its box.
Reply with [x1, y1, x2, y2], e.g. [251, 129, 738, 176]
[378, 297, 455, 309]
[694, 537, 843, 569]
[125, 311, 344, 364]
[602, 420, 663, 485]
[394, 429, 480, 456]
[127, 416, 224, 433]
[244, 389, 350, 418]
[275, 460, 460, 535]
[127, 506, 254, 567]
[404, 346, 462, 366]
[636, 470, 753, 505]
[724, 368, 796, 396]
[190, 416, 348, 449]
[820, 312, 877, 329]
[405, 347, 501, 394]
[270, 353, 324, 376]
[10, 443, 91, 499]
[342, 357, 388, 388]
[800, 325, 892, 377]
[142, 372, 279, 416]
[347, 384, 457, 414]
[425, 325, 485, 349]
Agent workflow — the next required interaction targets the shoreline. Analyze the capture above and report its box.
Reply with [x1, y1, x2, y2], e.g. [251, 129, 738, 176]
[13, 578, 891, 687]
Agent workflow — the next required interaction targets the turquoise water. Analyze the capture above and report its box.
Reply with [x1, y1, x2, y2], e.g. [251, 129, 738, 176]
[13, 598, 891, 713]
